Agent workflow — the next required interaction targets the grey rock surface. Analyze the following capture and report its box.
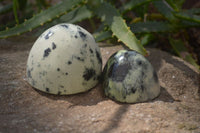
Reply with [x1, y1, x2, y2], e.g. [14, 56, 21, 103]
[0, 38, 199, 133]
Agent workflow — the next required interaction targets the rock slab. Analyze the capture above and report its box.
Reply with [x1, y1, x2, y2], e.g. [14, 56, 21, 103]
[0, 39, 199, 133]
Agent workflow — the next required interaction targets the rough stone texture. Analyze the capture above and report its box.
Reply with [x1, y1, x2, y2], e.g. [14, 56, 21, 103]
[0, 38, 199, 133]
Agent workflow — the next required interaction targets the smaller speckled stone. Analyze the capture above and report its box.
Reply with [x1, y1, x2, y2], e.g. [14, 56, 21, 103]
[103, 50, 160, 103]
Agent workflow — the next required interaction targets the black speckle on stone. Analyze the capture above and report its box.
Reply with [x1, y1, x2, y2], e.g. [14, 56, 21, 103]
[45, 31, 54, 40]
[102, 65, 108, 80]
[111, 95, 116, 100]
[43, 48, 51, 58]
[90, 59, 95, 66]
[89, 48, 93, 54]
[107, 63, 115, 78]
[137, 60, 142, 66]
[77, 27, 81, 30]
[110, 62, 131, 82]
[153, 70, 158, 83]
[57, 68, 60, 71]
[124, 52, 129, 58]
[97, 74, 102, 81]
[129, 50, 138, 56]
[76, 56, 84, 62]
[40, 71, 47, 76]
[123, 95, 126, 99]
[65, 72, 68, 75]
[104, 83, 110, 93]
[141, 71, 145, 77]
[61, 24, 68, 29]
[83, 68, 96, 81]
[140, 84, 145, 92]
[52, 42, 56, 50]
[60, 85, 64, 88]
[78, 31, 87, 40]
[142, 62, 148, 70]
[31, 80, 35, 86]
[77, 57, 81, 60]
[27, 69, 32, 78]
[57, 91, 61, 95]
[46, 88, 50, 92]
[131, 87, 136, 93]
[95, 50, 102, 64]
[75, 35, 78, 38]
[68, 61, 72, 65]
[106, 91, 113, 99]
[83, 43, 87, 48]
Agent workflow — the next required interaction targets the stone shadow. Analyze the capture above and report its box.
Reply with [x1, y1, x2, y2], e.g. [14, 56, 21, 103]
[146, 48, 199, 87]
[154, 87, 176, 103]
[98, 86, 175, 133]
[35, 83, 106, 106]
[35, 85, 175, 108]
[99, 104, 130, 133]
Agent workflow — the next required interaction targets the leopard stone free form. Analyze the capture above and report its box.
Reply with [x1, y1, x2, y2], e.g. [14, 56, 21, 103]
[103, 50, 160, 103]
[26, 23, 102, 95]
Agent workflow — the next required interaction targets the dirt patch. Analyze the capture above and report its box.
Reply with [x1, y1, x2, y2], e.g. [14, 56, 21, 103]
[0, 37, 199, 133]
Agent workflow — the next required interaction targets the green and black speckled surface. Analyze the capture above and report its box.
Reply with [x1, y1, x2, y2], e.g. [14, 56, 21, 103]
[103, 50, 160, 103]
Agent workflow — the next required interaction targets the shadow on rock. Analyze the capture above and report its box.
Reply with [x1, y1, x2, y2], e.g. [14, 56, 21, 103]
[154, 87, 176, 103]
[147, 48, 199, 100]
[34, 84, 176, 107]
[35, 83, 106, 106]
[147, 48, 199, 87]
[100, 105, 130, 133]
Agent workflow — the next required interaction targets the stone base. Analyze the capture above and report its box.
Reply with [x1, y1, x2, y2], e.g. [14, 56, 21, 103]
[0, 39, 199, 133]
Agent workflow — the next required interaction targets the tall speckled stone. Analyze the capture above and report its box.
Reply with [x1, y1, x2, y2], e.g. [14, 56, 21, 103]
[103, 50, 160, 103]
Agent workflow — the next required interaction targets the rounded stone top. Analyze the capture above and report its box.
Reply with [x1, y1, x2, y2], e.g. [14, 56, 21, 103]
[26, 23, 102, 95]
[103, 50, 160, 103]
